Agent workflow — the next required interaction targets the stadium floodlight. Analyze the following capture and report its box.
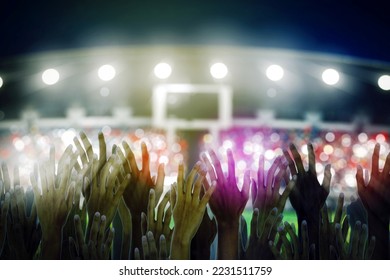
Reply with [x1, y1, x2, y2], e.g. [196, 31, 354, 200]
[42, 69, 60, 85]
[322, 68, 339, 85]
[210, 62, 228, 79]
[0, 76, 3, 88]
[266, 65, 284, 81]
[378, 75, 390, 90]
[154, 62, 172, 79]
[98, 64, 116, 81]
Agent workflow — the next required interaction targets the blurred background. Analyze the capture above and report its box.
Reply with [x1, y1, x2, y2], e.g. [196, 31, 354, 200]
[1, 0, 390, 207]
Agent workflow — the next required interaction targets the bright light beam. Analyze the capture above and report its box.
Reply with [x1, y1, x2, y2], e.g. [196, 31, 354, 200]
[154, 63, 172, 79]
[210, 62, 228, 79]
[266, 65, 284, 81]
[42, 69, 60, 85]
[322, 68, 339, 85]
[98, 64, 116, 81]
[0, 77, 3, 88]
[378, 75, 390, 90]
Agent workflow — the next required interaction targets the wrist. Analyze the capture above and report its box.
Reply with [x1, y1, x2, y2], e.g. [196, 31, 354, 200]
[217, 219, 240, 230]
[171, 232, 191, 247]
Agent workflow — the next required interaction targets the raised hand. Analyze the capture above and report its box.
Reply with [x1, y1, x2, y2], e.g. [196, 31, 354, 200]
[245, 207, 283, 259]
[119, 141, 165, 258]
[320, 193, 349, 259]
[202, 149, 250, 259]
[270, 220, 316, 260]
[283, 143, 331, 258]
[117, 198, 132, 260]
[73, 131, 106, 175]
[142, 189, 172, 253]
[0, 179, 10, 256]
[84, 153, 130, 237]
[332, 221, 375, 260]
[61, 174, 86, 259]
[69, 212, 114, 260]
[356, 143, 390, 259]
[134, 232, 168, 260]
[252, 156, 294, 238]
[7, 182, 40, 259]
[30, 146, 78, 259]
[170, 162, 216, 260]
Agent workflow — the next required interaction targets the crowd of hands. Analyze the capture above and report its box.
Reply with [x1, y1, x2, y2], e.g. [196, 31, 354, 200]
[0, 131, 389, 260]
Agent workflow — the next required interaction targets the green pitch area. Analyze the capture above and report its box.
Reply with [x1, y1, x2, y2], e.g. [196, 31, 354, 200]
[242, 209, 298, 231]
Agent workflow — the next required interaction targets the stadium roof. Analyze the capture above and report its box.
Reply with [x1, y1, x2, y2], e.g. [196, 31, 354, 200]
[1, 0, 389, 62]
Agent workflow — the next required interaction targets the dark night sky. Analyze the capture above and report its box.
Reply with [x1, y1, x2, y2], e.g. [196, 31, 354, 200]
[1, 0, 389, 62]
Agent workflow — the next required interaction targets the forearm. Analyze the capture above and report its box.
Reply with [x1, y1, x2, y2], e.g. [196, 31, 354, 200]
[217, 222, 239, 260]
[298, 213, 320, 258]
[130, 216, 142, 259]
[121, 232, 131, 260]
[40, 229, 63, 260]
[170, 233, 190, 260]
[367, 213, 389, 259]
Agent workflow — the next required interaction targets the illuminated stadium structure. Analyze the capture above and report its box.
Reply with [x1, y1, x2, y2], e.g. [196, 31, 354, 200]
[0, 45, 390, 202]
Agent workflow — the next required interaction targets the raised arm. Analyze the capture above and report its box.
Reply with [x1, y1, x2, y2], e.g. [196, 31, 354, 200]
[284, 143, 331, 258]
[202, 149, 250, 259]
[356, 143, 390, 259]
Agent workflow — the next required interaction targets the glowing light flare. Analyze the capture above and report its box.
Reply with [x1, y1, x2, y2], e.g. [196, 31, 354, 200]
[353, 144, 368, 158]
[264, 149, 275, 160]
[42, 69, 60, 85]
[203, 134, 213, 144]
[344, 173, 356, 187]
[322, 68, 339, 85]
[13, 138, 25, 151]
[341, 134, 351, 147]
[98, 65, 116, 81]
[0, 76, 3, 88]
[243, 141, 254, 155]
[210, 63, 228, 79]
[154, 63, 172, 79]
[173, 153, 183, 164]
[266, 65, 284, 81]
[378, 75, 390, 90]
[375, 133, 386, 143]
[223, 140, 233, 150]
[358, 133, 368, 143]
[319, 152, 329, 162]
[325, 132, 335, 142]
[323, 144, 334, 155]
[171, 143, 181, 153]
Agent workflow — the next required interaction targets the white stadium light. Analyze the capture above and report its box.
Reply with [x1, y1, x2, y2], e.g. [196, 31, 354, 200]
[210, 62, 228, 79]
[266, 64, 284, 81]
[0, 76, 3, 88]
[322, 68, 339, 85]
[98, 64, 116, 81]
[154, 62, 172, 79]
[378, 75, 390, 90]
[42, 69, 60, 85]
